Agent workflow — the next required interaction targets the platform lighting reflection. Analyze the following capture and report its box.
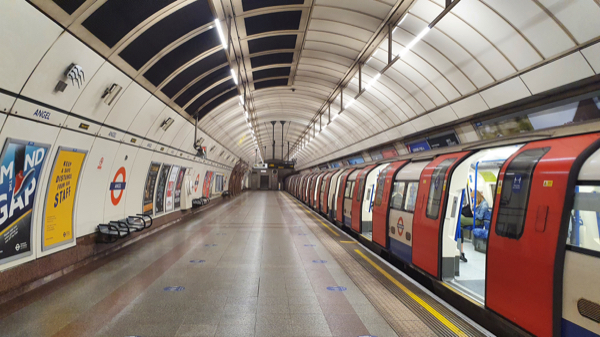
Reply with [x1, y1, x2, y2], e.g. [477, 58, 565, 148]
[214, 19, 227, 49]
[231, 69, 238, 85]
[399, 27, 430, 58]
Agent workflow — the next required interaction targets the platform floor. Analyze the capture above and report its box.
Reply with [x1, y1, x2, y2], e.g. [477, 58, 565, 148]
[0, 191, 489, 337]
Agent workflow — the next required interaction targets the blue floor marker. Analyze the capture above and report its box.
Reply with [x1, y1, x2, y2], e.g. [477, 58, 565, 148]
[304, 244, 316, 247]
[298, 233, 308, 236]
[327, 286, 347, 291]
[164, 286, 185, 292]
[313, 260, 327, 263]
[204, 244, 218, 247]
[190, 260, 206, 263]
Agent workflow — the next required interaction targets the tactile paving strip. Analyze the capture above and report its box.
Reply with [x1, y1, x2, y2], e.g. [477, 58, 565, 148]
[282, 194, 486, 337]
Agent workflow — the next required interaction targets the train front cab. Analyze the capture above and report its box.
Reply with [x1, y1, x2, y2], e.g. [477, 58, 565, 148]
[350, 164, 390, 241]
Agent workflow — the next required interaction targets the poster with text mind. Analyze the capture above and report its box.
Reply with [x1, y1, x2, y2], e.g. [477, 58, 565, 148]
[165, 166, 179, 212]
[155, 164, 171, 214]
[174, 168, 186, 210]
[142, 162, 161, 215]
[0, 139, 50, 265]
[42, 148, 86, 251]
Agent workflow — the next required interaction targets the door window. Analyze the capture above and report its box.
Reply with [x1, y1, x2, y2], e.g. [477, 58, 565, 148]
[357, 177, 365, 202]
[496, 148, 549, 239]
[404, 182, 419, 213]
[390, 182, 406, 210]
[426, 159, 456, 219]
[374, 167, 391, 207]
[567, 185, 600, 254]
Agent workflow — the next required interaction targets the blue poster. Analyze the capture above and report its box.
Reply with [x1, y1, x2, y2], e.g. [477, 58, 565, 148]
[0, 139, 50, 264]
[407, 139, 431, 153]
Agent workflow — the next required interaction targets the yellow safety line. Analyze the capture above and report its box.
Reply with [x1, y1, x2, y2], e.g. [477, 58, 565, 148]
[0, 209, 32, 236]
[288, 196, 340, 237]
[354, 249, 468, 337]
[340, 240, 358, 244]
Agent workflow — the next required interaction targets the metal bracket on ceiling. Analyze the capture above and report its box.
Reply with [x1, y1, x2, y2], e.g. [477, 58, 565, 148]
[358, 63, 362, 93]
[388, 23, 393, 64]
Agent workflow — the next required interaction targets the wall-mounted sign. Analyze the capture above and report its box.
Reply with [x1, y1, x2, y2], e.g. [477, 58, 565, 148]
[155, 164, 171, 214]
[142, 162, 161, 215]
[165, 166, 179, 212]
[42, 147, 86, 251]
[0, 139, 50, 265]
[427, 131, 460, 149]
[174, 168, 186, 209]
[347, 156, 365, 165]
[406, 139, 431, 153]
[109, 167, 126, 206]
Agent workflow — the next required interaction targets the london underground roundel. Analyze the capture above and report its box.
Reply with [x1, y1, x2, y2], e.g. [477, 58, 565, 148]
[110, 167, 126, 206]
[194, 174, 200, 192]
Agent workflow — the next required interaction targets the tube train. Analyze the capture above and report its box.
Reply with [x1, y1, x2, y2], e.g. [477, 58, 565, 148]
[285, 122, 600, 337]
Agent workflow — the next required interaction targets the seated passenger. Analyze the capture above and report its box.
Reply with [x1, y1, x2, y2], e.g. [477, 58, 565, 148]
[460, 190, 489, 262]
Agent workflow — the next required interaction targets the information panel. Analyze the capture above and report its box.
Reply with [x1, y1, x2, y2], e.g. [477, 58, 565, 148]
[42, 147, 86, 251]
[406, 139, 431, 153]
[155, 164, 171, 214]
[142, 162, 161, 215]
[174, 168, 186, 210]
[0, 138, 50, 264]
[165, 166, 179, 212]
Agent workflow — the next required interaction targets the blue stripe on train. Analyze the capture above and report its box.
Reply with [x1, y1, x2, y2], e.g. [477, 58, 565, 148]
[562, 318, 600, 337]
[390, 237, 412, 264]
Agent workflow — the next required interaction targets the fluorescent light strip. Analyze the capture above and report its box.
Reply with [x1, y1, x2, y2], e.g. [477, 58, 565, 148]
[239, 95, 244, 105]
[214, 19, 227, 50]
[365, 73, 381, 91]
[344, 98, 355, 109]
[399, 27, 430, 58]
[230, 69, 238, 85]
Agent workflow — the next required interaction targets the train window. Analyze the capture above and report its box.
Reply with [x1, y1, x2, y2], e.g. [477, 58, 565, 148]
[426, 159, 456, 220]
[404, 182, 419, 213]
[567, 185, 600, 254]
[356, 177, 365, 202]
[496, 147, 549, 239]
[321, 179, 326, 192]
[390, 182, 406, 210]
[344, 181, 352, 198]
[374, 166, 392, 207]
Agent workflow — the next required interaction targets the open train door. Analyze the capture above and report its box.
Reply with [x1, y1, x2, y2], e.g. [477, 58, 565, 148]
[412, 152, 471, 278]
[372, 161, 408, 249]
[486, 134, 600, 337]
[351, 165, 376, 233]
[336, 169, 355, 224]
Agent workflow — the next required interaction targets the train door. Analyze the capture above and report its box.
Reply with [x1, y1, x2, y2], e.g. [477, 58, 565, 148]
[336, 169, 355, 224]
[387, 161, 431, 264]
[372, 161, 408, 249]
[440, 144, 523, 303]
[359, 164, 390, 240]
[487, 134, 600, 337]
[413, 152, 471, 278]
[344, 170, 361, 227]
[563, 148, 600, 337]
[313, 173, 324, 209]
[321, 171, 335, 213]
[305, 174, 315, 203]
[351, 166, 375, 233]
[329, 170, 344, 220]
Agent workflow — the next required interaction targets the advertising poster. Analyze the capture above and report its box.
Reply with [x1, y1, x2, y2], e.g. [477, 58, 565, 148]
[42, 147, 86, 251]
[407, 139, 431, 153]
[155, 164, 171, 214]
[0, 139, 50, 265]
[142, 162, 161, 215]
[202, 171, 213, 198]
[174, 167, 186, 210]
[165, 166, 179, 212]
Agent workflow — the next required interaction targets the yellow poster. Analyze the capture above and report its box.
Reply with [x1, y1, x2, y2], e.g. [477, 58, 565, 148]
[42, 148, 86, 250]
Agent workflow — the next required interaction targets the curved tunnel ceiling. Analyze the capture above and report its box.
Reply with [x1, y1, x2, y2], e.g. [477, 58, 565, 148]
[32, 0, 600, 168]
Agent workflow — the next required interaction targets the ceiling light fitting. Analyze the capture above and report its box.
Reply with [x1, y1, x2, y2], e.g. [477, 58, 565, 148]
[214, 19, 227, 50]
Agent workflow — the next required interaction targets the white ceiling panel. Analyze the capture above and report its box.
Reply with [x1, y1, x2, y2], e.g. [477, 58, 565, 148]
[450, 93, 489, 119]
[520, 52, 595, 95]
[581, 43, 600, 74]
[480, 77, 531, 109]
